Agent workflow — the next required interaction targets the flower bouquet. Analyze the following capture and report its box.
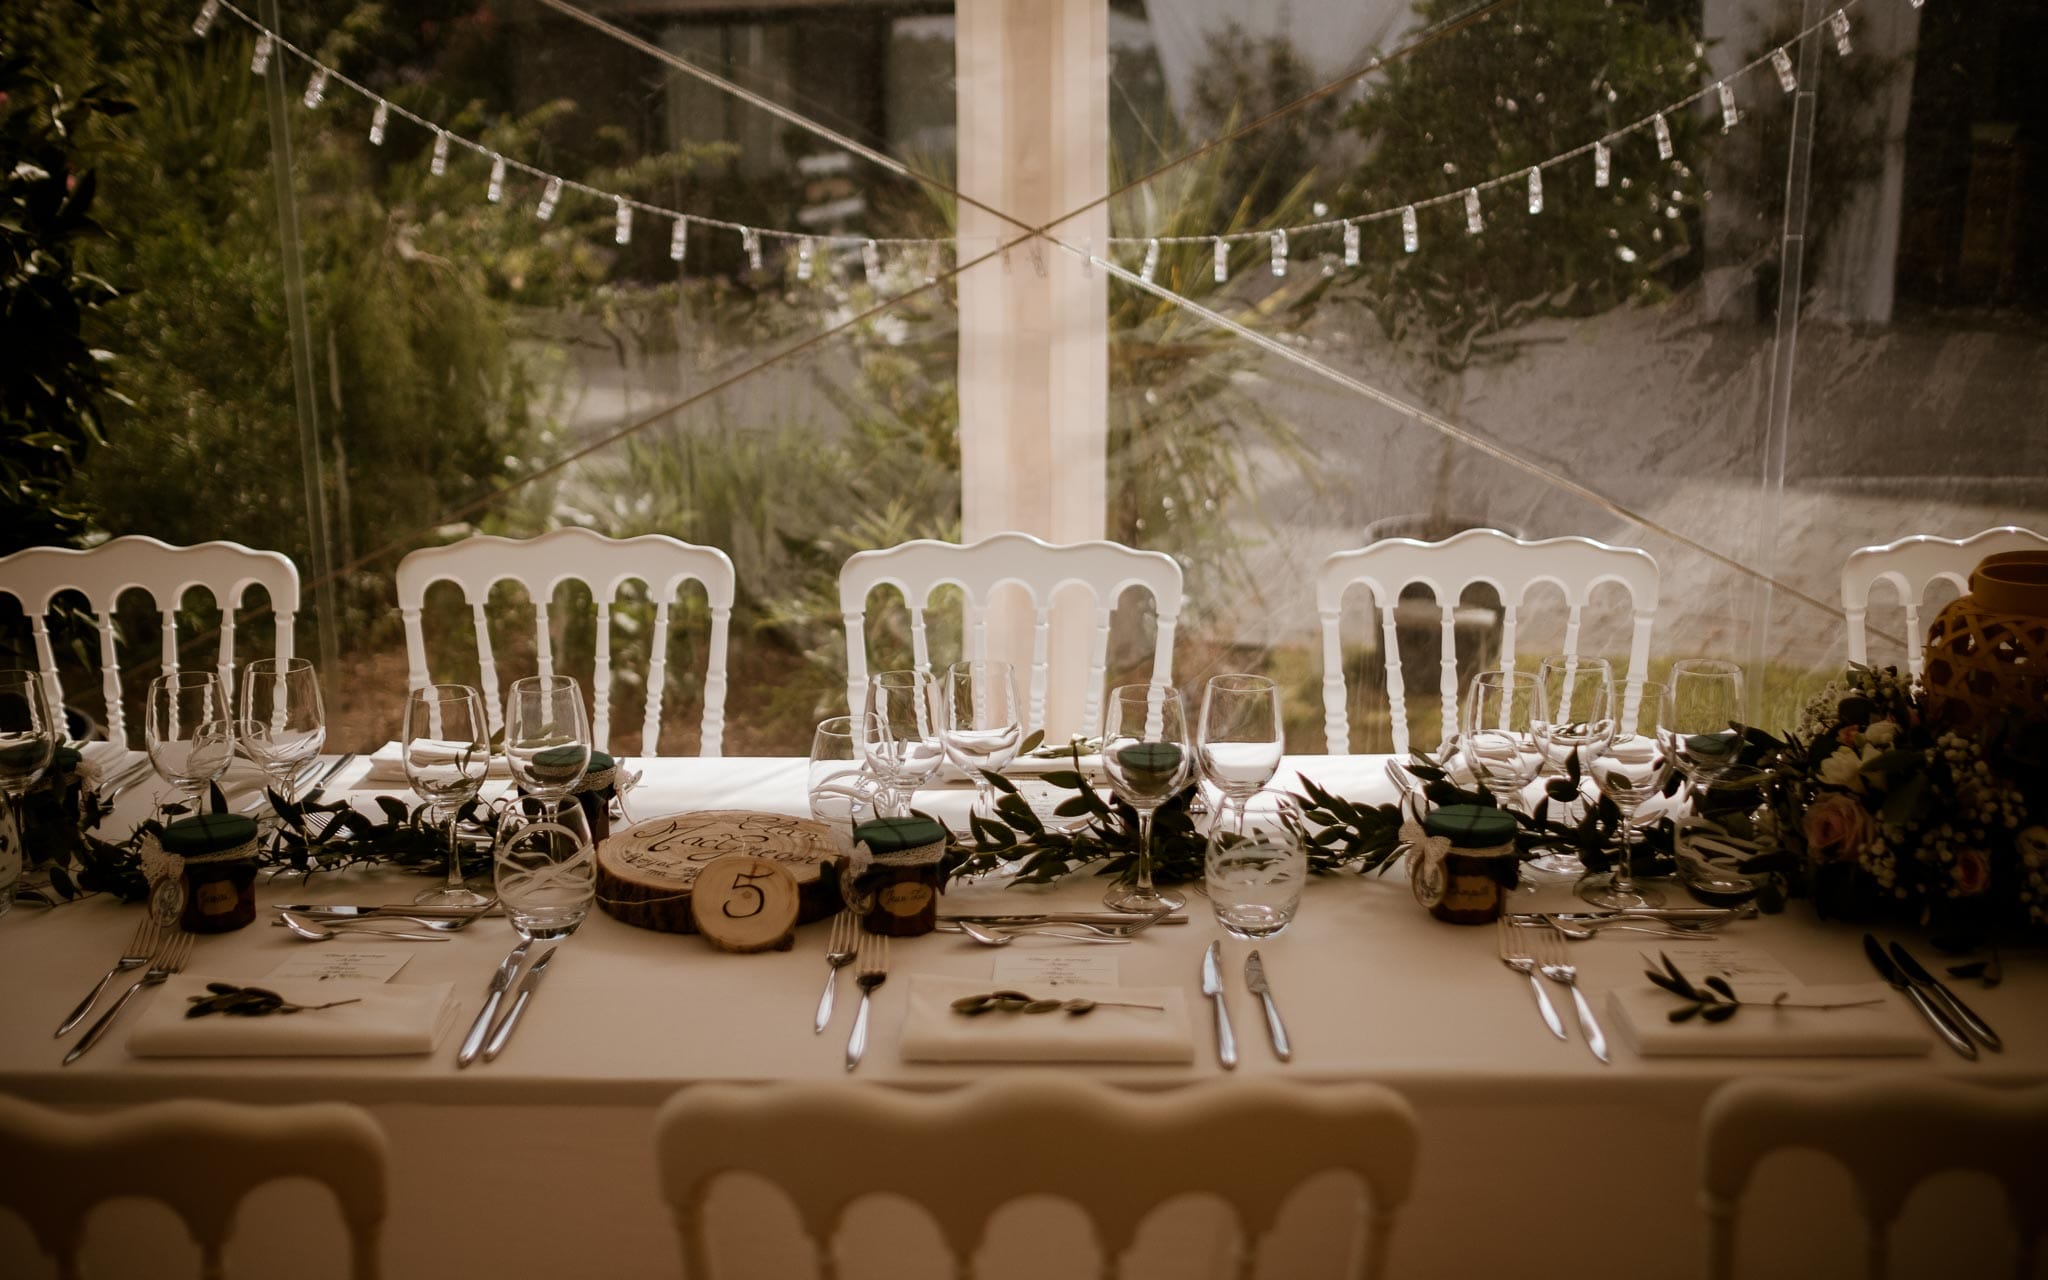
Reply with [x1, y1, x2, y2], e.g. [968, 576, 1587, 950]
[1760, 665, 2048, 937]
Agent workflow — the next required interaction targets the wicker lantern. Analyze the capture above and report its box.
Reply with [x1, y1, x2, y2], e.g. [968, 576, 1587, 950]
[1922, 551, 2048, 730]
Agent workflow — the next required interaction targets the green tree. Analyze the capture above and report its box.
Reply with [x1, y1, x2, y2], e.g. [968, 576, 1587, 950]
[0, 55, 130, 553]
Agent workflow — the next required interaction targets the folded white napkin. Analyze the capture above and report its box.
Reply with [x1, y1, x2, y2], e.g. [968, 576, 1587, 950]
[1608, 983, 1931, 1057]
[899, 975, 1194, 1064]
[128, 975, 459, 1057]
[361, 740, 510, 786]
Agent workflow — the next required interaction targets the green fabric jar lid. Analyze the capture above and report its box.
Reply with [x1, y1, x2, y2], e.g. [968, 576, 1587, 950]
[1115, 742, 1185, 773]
[1424, 803, 1516, 848]
[576, 749, 617, 793]
[161, 812, 261, 856]
[529, 743, 589, 785]
[854, 816, 948, 855]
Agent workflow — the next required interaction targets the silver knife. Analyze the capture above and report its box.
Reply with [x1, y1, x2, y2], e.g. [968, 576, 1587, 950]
[1201, 940, 1237, 1070]
[939, 912, 1187, 926]
[1865, 934, 1976, 1060]
[481, 945, 558, 1063]
[1890, 941, 2001, 1052]
[457, 938, 533, 1067]
[1243, 950, 1292, 1062]
[302, 752, 356, 799]
[278, 902, 499, 919]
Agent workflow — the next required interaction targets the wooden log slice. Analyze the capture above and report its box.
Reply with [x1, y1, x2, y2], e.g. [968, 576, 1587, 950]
[595, 810, 842, 934]
[689, 855, 800, 953]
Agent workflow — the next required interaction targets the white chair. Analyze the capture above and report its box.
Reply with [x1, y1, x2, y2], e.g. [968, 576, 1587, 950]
[1316, 528, 1659, 755]
[0, 1096, 388, 1280]
[1700, 1078, 2048, 1280]
[654, 1074, 1419, 1280]
[1841, 527, 2048, 681]
[0, 536, 299, 745]
[838, 532, 1183, 739]
[395, 528, 736, 757]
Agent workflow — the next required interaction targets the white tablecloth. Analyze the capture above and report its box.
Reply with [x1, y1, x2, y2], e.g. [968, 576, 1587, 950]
[1, 756, 2038, 1280]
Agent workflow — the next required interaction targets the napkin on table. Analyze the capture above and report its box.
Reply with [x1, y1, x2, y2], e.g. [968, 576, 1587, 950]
[1608, 983, 1931, 1057]
[360, 740, 510, 786]
[899, 975, 1195, 1064]
[127, 975, 459, 1057]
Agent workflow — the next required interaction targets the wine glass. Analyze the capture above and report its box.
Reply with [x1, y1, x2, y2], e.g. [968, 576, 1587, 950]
[1204, 787, 1307, 939]
[1662, 659, 1765, 791]
[1100, 683, 1192, 912]
[503, 675, 591, 814]
[1583, 680, 1672, 909]
[941, 660, 1024, 820]
[865, 670, 943, 816]
[1197, 673, 1284, 819]
[237, 657, 325, 808]
[494, 796, 596, 940]
[0, 670, 59, 918]
[402, 683, 494, 908]
[145, 671, 234, 816]
[808, 713, 883, 832]
[1527, 655, 1616, 876]
[1460, 669, 1545, 813]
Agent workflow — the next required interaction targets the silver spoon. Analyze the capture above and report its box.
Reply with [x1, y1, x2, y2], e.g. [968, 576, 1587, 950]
[952, 920, 1131, 947]
[277, 910, 453, 942]
[1540, 915, 1724, 941]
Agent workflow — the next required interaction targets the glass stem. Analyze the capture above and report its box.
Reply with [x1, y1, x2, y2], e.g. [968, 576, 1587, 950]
[1135, 809, 1156, 893]
[445, 811, 464, 889]
[1613, 800, 1638, 893]
[974, 780, 993, 822]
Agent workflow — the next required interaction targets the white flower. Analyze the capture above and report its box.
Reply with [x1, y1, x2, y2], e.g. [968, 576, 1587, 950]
[1818, 746, 1866, 791]
[1864, 720, 1898, 748]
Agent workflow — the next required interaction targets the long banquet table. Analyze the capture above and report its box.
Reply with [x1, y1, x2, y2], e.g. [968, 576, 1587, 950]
[1, 755, 2041, 1280]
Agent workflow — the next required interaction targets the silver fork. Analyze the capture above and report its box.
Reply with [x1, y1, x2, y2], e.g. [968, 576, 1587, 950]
[65, 929, 196, 1065]
[56, 916, 162, 1037]
[844, 931, 890, 1072]
[1533, 924, 1609, 1064]
[1496, 917, 1566, 1041]
[813, 912, 858, 1034]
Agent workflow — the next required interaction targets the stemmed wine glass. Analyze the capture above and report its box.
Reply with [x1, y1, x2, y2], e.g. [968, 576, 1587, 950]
[403, 683, 494, 909]
[941, 660, 1024, 820]
[865, 670, 944, 816]
[808, 713, 883, 831]
[1197, 673, 1284, 819]
[0, 670, 59, 918]
[1527, 655, 1616, 876]
[1662, 659, 1765, 791]
[502, 675, 591, 816]
[237, 657, 326, 809]
[1460, 669, 1545, 813]
[1583, 680, 1672, 908]
[145, 671, 234, 817]
[1100, 683, 1192, 912]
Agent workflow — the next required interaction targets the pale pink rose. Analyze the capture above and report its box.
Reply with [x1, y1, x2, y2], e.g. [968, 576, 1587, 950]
[1864, 720, 1899, 748]
[1802, 792, 1873, 863]
[1953, 849, 1990, 896]
[1817, 746, 1866, 791]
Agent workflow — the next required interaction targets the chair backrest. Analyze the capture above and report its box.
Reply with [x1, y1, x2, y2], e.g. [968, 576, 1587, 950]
[1841, 526, 2048, 681]
[838, 532, 1183, 740]
[0, 536, 300, 745]
[395, 528, 736, 757]
[1316, 528, 1660, 755]
[654, 1074, 1419, 1280]
[1700, 1078, 2048, 1280]
[0, 1095, 387, 1280]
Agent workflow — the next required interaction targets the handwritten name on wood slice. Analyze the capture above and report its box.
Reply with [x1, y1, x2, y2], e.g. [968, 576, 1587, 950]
[595, 810, 841, 934]
[689, 855, 800, 952]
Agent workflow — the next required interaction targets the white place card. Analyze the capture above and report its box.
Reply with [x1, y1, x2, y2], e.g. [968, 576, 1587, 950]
[991, 952, 1118, 989]
[1634, 942, 1799, 999]
[263, 948, 414, 984]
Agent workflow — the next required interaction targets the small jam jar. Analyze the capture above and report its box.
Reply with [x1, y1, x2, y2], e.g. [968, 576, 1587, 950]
[163, 812, 262, 933]
[1412, 804, 1518, 924]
